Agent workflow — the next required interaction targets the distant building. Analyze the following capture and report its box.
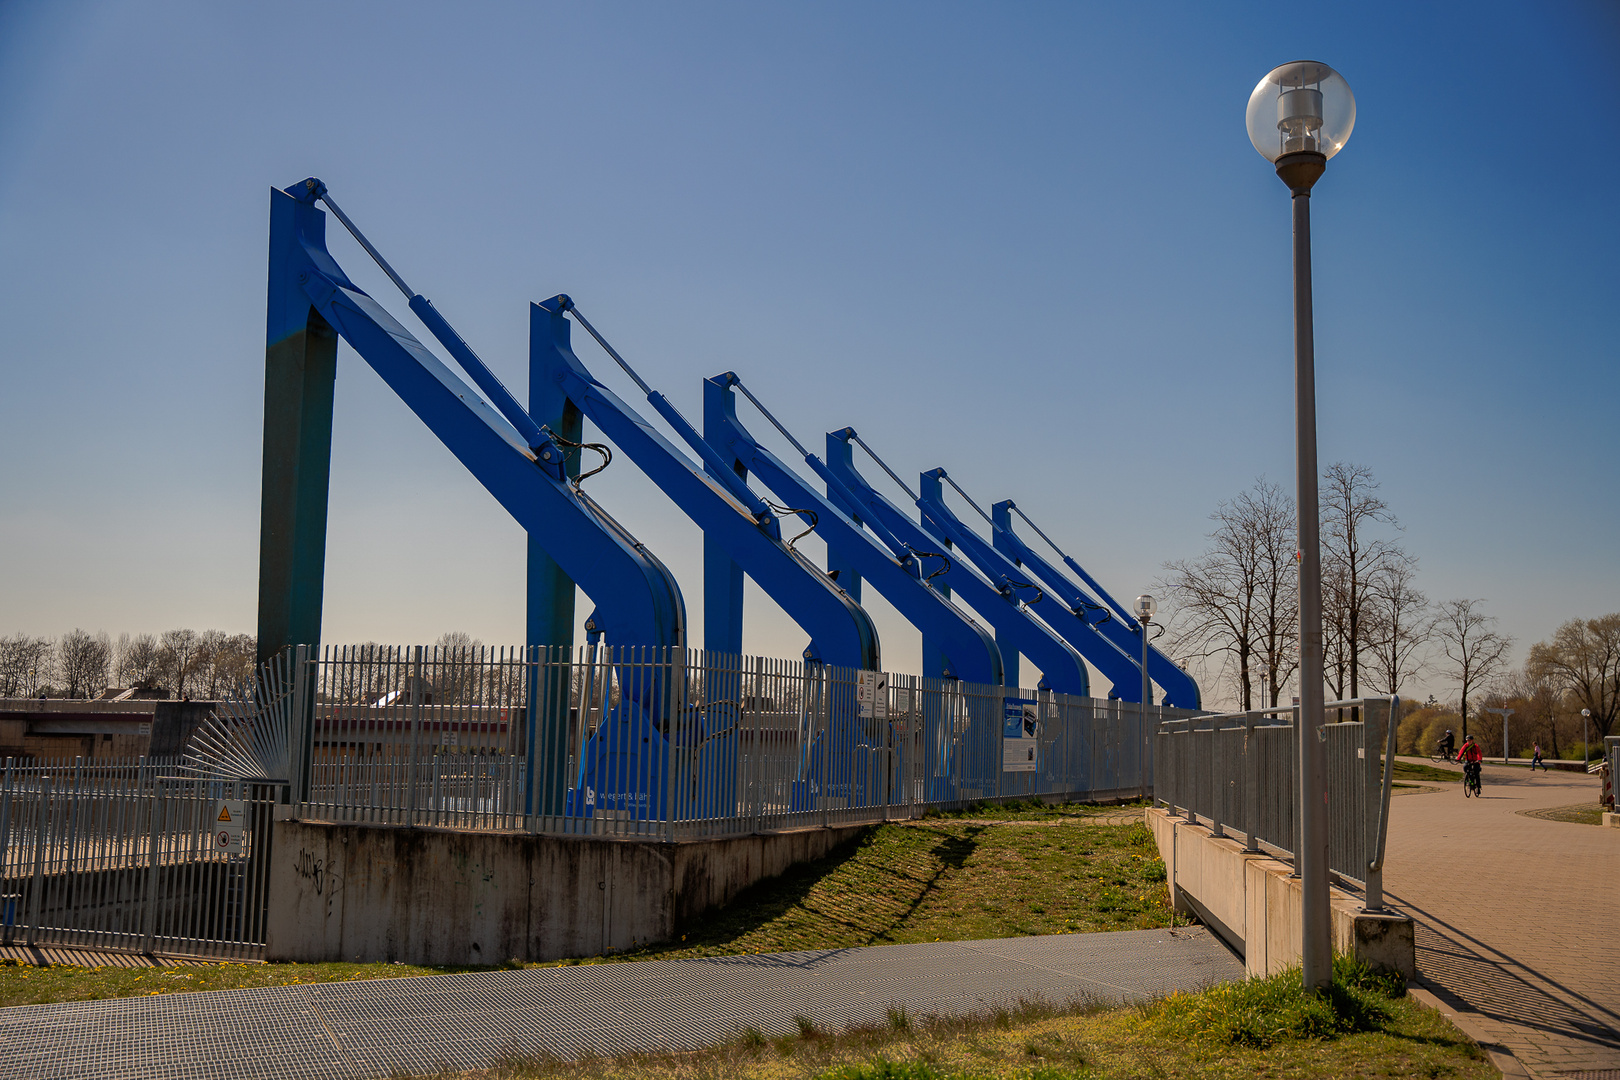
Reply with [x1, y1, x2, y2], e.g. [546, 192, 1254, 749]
[0, 695, 220, 761]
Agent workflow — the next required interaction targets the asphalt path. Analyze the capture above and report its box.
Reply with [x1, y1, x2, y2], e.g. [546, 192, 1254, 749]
[0, 925, 1241, 1080]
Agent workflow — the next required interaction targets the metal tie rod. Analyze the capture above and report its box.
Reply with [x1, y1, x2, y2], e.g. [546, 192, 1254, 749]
[933, 469, 996, 527]
[558, 300, 771, 520]
[729, 378, 811, 460]
[310, 182, 547, 452]
[1003, 501, 1135, 626]
[845, 430, 919, 502]
[316, 190, 415, 301]
[729, 380, 922, 566]
[561, 301, 654, 397]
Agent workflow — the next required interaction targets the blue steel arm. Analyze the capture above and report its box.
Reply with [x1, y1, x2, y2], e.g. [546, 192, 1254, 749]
[989, 500, 1202, 709]
[913, 471, 1143, 700]
[701, 375, 1003, 687]
[531, 298, 880, 671]
[1000, 501, 1137, 626]
[272, 184, 686, 661]
[823, 430, 1089, 696]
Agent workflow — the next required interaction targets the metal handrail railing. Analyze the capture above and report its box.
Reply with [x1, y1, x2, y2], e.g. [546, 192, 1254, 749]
[1155, 695, 1400, 912]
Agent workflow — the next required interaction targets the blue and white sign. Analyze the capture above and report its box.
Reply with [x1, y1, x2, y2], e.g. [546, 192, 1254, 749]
[1003, 697, 1038, 772]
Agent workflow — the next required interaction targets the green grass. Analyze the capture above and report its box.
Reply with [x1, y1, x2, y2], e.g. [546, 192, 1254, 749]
[565, 802, 1184, 965]
[1392, 760, 1460, 783]
[0, 958, 492, 1009]
[398, 958, 1491, 1080]
[1520, 802, 1605, 826]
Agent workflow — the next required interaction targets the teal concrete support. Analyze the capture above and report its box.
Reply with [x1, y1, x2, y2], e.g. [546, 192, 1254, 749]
[257, 188, 337, 668]
[823, 436, 864, 605]
[702, 390, 747, 656]
[526, 305, 585, 815]
[917, 472, 952, 681]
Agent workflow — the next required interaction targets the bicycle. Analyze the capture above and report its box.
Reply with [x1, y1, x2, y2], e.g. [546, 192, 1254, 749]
[1431, 744, 1455, 764]
[1462, 762, 1482, 798]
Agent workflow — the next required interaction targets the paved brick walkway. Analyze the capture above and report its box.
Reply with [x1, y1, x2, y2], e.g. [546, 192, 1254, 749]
[1385, 758, 1620, 1078]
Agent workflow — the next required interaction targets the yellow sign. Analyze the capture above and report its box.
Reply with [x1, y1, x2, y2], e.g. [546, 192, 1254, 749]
[214, 800, 246, 853]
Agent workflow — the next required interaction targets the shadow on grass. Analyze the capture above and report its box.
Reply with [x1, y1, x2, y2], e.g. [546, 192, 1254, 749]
[592, 822, 992, 963]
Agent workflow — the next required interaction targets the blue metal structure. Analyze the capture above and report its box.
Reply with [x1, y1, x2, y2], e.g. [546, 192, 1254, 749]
[822, 429, 1090, 697]
[908, 470, 1145, 701]
[530, 300, 881, 675]
[260, 177, 1191, 822]
[529, 307, 906, 811]
[266, 179, 698, 817]
[987, 498, 1202, 709]
[699, 375, 1002, 687]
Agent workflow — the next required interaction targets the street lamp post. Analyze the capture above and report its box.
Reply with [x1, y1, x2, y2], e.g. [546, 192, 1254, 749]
[1135, 594, 1157, 800]
[1485, 707, 1514, 765]
[1247, 61, 1356, 993]
[1583, 708, 1593, 762]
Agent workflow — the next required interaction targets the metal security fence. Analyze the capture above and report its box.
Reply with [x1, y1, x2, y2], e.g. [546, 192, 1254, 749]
[1154, 697, 1400, 906]
[281, 645, 1188, 839]
[0, 758, 282, 959]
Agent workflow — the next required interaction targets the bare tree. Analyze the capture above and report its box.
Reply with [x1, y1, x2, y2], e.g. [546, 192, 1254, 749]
[1160, 479, 1298, 709]
[159, 628, 202, 700]
[1320, 463, 1400, 703]
[122, 634, 162, 689]
[1433, 599, 1514, 738]
[197, 630, 229, 698]
[210, 634, 259, 697]
[0, 634, 57, 697]
[111, 633, 131, 686]
[1364, 553, 1430, 696]
[434, 632, 485, 705]
[1526, 613, 1620, 741]
[58, 629, 112, 699]
[1493, 667, 1566, 760]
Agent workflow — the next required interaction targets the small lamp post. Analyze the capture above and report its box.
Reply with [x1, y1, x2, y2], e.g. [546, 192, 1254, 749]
[1135, 594, 1157, 800]
[1485, 707, 1514, 765]
[1583, 708, 1593, 761]
[1246, 60, 1356, 993]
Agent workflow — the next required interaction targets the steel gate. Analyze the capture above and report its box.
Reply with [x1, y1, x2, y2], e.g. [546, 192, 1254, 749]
[0, 758, 282, 960]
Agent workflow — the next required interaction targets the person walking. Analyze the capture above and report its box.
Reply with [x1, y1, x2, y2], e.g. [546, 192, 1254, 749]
[1531, 743, 1546, 773]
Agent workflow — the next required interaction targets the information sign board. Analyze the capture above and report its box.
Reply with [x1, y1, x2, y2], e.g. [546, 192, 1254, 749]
[856, 671, 888, 719]
[1003, 697, 1038, 772]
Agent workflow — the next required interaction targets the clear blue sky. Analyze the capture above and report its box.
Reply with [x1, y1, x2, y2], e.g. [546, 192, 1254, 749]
[1, 1, 1615, 703]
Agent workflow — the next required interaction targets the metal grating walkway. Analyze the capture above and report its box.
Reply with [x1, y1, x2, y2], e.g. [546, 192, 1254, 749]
[0, 927, 1242, 1080]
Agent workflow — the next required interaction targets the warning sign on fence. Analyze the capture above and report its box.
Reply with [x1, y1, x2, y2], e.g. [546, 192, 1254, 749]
[856, 671, 888, 719]
[214, 799, 245, 854]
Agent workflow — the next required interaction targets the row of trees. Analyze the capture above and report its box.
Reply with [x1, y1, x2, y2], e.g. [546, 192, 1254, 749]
[1159, 465, 1515, 733]
[1398, 614, 1619, 759]
[0, 629, 257, 701]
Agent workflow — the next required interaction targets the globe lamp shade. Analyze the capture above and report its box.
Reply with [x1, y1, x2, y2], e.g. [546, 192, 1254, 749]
[1246, 61, 1355, 163]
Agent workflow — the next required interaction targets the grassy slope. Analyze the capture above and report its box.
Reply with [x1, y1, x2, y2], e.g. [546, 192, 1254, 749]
[581, 804, 1183, 965]
[0, 802, 1178, 1007]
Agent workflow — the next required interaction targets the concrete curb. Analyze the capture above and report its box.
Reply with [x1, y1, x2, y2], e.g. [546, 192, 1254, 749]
[1408, 979, 1531, 1080]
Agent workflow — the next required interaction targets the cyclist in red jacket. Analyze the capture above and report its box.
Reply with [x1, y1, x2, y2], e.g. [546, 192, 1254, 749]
[1457, 734, 1483, 794]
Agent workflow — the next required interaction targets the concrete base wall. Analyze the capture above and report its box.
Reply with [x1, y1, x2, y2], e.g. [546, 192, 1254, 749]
[266, 816, 867, 966]
[1146, 807, 1414, 980]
